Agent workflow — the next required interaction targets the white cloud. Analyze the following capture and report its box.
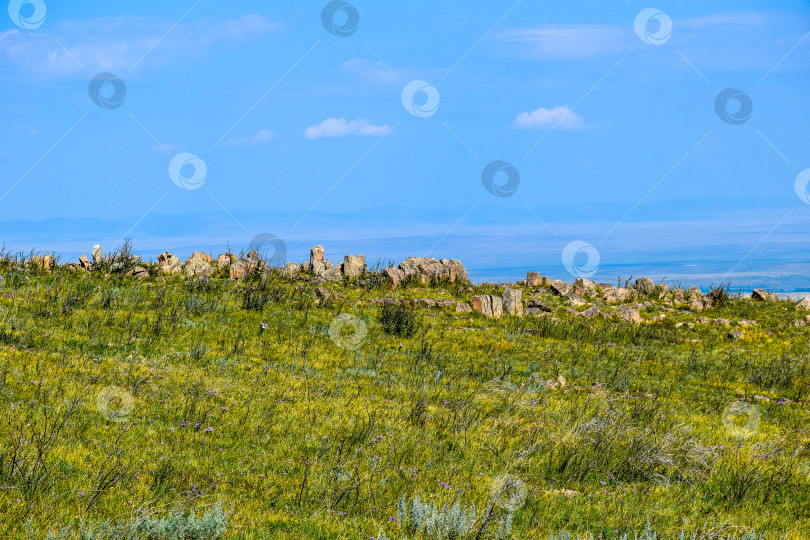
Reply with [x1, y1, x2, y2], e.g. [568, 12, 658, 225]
[304, 118, 390, 140]
[513, 106, 584, 130]
[224, 129, 275, 148]
[0, 15, 281, 76]
[341, 58, 399, 84]
[494, 25, 630, 59]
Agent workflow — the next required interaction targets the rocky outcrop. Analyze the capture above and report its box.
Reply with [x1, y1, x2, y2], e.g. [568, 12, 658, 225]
[310, 245, 324, 267]
[633, 277, 656, 296]
[398, 257, 468, 284]
[796, 297, 810, 310]
[230, 251, 259, 280]
[92, 244, 104, 266]
[383, 267, 404, 288]
[615, 305, 641, 324]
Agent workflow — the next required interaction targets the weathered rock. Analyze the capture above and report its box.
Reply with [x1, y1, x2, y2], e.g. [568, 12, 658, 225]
[729, 329, 744, 341]
[655, 283, 670, 299]
[29, 254, 54, 270]
[398, 257, 469, 284]
[527, 298, 553, 313]
[383, 267, 404, 288]
[324, 259, 335, 270]
[752, 289, 777, 302]
[604, 288, 632, 304]
[738, 320, 757, 327]
[566, 293, 587, 307]
[92, 244, 103, 266]
[158, 251, 183, 274]
[343, 255, 366, 279]
[217, 253, 235, 268]
[527, 272, 549, 287]
[795, 297, 810, 310]
[310, 245, 325, 266]
[185, 252, 214, 277]
[471, 295, 503, 319]
[633, 277, 656, 296]
[615, 306, 641, 324]
[312, 261, 326, 276]
[672, 289, 685, 306]
[581, 304, 602, 318]
[574, 278, 598, 296]
[314, 287, 332, 301]
[322, 268, 342, 282]
[370, 297, 405, 306]
[502, 288, 524, 316]
[283, 262, 299, 278]
[712, 318, 730, 327]
[79, 254, 93, 271]
[688, 296, 711, 311]
[549, 280, 571, 296]
[127, 266, 149, 279]
[455, 302, 473, 314]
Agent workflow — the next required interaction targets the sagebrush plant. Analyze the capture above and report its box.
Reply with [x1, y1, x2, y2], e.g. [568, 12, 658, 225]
[0, 252, 808, 539]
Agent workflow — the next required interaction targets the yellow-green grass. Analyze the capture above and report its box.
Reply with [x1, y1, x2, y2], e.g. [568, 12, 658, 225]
[0, 264, 808, 539]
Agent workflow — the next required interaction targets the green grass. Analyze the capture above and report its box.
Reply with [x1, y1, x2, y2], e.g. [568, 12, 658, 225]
[0, 258, 808, 539]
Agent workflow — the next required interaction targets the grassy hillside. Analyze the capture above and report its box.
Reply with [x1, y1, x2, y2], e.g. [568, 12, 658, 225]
[0, 251, 808, 539]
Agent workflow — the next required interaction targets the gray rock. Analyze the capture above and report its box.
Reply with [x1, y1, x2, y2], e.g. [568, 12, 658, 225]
[398, 257, 469, 284]
[310, 245, 324, 266]
[615, 306, 641, 324]
[322, 268, 342, 282]
[796, 297, 810, 310]
[455, 302, 473, 314]
[383, 267, 404, 288]
[549, 280, 571, 296]
[502, 288, 524, 316]
[633, 277, 656, 296]
[471, 295, 503, 319]
[92, 244, 103, 266]
[729, 329, 744, 341]
[752, 289, 777, 302]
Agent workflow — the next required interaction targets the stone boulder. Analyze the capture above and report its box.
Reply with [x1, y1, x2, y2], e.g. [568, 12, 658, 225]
[502, 288, 524, 316]
[633, 277, 656, 296]
[157, 251, 183, 274]
[398, 257, 469, 284]
[796, 297, 810, 310]
[127, 266, 150, 279]
[185, 252, 214, 277]
[217, 253, 236, 268]
[549, 280, 571, 296]
[526, 272, 549, 288]
[471, 295, 503, 319]
[79, 254, 93, 271]
[310, 245, 325, 267]
[456, 302, 472, 314]
[615, 306, 641, 324]
[343, 255, 366, 279]
[283, 262, 299, 278]
[573, 278, 598, 296]
[383, 267, 404, 288]
[752, 289, 777, 302]
[322, 268, 342, 282]
[92, 244, 104, 266]
[229, 251, 259, 280]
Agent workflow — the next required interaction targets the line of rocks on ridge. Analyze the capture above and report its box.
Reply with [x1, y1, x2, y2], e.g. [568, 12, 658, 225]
[22, 245, 810, 325]
[29, 244, 469, 286]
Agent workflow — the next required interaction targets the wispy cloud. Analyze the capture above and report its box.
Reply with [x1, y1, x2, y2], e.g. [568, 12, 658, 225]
[513, 106, 584, 130]
[304, 118, 391, 140]
[224, 129, 275, 148]
[494, 24, 630, 59]
[0, 14, 281, 76]
[341, 58, 399, 84]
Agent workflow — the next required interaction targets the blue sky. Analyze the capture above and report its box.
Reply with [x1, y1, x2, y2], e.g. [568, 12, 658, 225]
[1, 0, 809, 288]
